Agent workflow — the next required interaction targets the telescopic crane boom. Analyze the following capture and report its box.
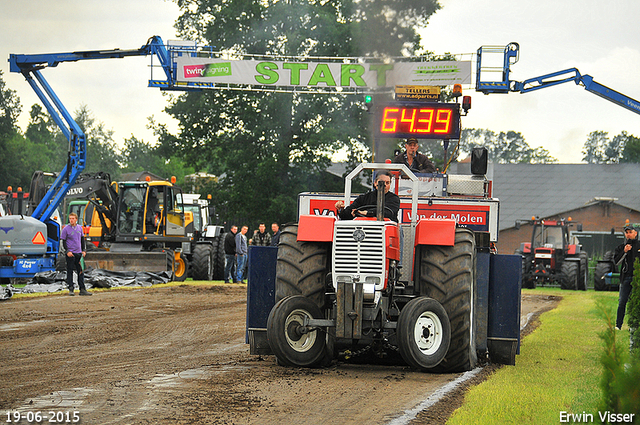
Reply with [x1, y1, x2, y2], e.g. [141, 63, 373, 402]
[476, 42, 640, 115]
[8, 36, 172, 223]
[1, 36, 173, 281]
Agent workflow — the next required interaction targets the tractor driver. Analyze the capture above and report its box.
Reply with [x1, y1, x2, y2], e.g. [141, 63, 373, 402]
[334, 171, 400, 221]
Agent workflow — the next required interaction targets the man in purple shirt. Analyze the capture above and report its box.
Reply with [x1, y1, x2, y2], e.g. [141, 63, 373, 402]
[60, 212, 91, 296]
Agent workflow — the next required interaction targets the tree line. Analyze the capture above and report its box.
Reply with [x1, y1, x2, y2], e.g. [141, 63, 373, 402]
[1, 0, 639, 229]
[0, 71, 195, 190]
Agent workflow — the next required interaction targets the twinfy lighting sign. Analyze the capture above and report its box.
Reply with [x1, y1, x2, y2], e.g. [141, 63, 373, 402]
[177, 57, 471, 88]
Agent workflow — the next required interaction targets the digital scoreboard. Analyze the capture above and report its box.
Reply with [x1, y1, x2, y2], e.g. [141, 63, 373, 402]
[374, 102, 461, 140]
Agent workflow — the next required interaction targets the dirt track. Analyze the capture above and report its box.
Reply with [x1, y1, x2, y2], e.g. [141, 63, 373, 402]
[0, 285, 558, 424]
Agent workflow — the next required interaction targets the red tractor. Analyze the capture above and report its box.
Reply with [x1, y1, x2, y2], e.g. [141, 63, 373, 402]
[515, 217, 587, 290]
[258, 162, 521, 372]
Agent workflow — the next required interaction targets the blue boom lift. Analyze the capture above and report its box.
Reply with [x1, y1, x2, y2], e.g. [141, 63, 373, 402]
[476, 42, 640, 115]
[0, 36, 177, 282]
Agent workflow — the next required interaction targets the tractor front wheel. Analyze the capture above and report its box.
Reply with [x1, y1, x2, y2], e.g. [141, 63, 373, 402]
[267, 295, 327, 367]
[520, 254, 535, 289]
[397, 297, 451, 370]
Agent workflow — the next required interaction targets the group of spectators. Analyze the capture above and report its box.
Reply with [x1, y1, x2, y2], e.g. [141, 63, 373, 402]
[223, 222, 282, 283]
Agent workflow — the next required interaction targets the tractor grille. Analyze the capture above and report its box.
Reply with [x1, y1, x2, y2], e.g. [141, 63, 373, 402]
[333, 222, 385, 275]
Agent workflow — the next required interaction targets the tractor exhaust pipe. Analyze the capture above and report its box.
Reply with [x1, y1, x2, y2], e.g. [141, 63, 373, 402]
[376, 179, 385, 221]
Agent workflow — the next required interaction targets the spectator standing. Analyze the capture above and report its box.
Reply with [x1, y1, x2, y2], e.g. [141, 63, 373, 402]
[235, 226, 249, 283]
[60, 212, 91, 296]
[251, 223, 272, 246]
[223, 225, 238, 284]
[271, 223, 281, 246]
[614, 224, 640, 329]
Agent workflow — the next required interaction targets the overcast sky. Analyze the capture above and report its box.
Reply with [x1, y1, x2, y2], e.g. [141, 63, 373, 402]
[420, 0, 640, 162]
[1, 0, 181, 148]
[2, 0, 639, 163]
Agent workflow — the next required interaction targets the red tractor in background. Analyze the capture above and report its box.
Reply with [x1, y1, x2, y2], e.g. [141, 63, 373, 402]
[515, 217, 588, 290]
[0, 186, 30, 216]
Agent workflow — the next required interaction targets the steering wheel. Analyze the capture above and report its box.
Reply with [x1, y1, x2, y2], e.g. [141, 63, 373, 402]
[353, 204, 395, 218]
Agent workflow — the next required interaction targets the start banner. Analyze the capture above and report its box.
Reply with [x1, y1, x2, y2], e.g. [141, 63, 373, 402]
[176, 56, 471, 89]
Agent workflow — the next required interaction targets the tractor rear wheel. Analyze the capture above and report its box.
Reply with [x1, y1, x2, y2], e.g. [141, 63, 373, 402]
[397, 297, 451, 370]
[519, 253, 535, 289]
[267, 295, 327, 367]
[560, 261, 578, 290]
[211, 235, 226, 280]
[578, 252, 588, 291]
[275, 224, 328, 309]
[594, 261, 613, 291]
[191, 243, 213, 281]
[417, 228, 477, 372]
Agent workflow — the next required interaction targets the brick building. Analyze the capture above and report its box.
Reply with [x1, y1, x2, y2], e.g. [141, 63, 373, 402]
[328, 162, 640, 256]
[488, 163, 640, 255]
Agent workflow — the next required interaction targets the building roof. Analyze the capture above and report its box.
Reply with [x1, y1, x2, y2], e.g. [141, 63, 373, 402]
[491, 164, 640, 230]
[327, 162, 640, 231]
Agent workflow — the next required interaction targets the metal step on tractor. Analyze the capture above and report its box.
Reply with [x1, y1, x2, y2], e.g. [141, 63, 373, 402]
[246, 160, 522, 372]
[515, 217, 588, 290]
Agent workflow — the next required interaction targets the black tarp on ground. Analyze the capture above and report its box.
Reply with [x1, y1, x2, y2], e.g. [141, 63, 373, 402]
[0, 268, 173, 300]
[0, 285, 12, 301]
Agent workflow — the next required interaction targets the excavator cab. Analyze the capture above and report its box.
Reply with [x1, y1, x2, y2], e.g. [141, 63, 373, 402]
[118, 185, 146, 235]
[116, 181, 192, 242]
[145, 187, 162, 234]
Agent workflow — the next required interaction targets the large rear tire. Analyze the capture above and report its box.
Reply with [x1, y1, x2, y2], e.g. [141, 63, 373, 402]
[594, 261, 613, 291]
[560, 261, 578, 290]
[397, 297, 451, 370]
[166, 250, 176, 281]
[275, 224, 328, 309]
[519, 253, 535, 289]
[267, 295, 327, 367]
[578, 252, 588, 291]
[211, 235, 226, 280]
[416, 228, 477, 372]
[191, 243, 213, 281]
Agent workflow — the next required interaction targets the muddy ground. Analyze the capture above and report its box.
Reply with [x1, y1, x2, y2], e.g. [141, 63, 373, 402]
[0, 285, 559, 425]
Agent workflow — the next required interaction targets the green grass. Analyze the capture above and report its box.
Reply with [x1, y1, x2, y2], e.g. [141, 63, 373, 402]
[449, 288, 627, 425]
